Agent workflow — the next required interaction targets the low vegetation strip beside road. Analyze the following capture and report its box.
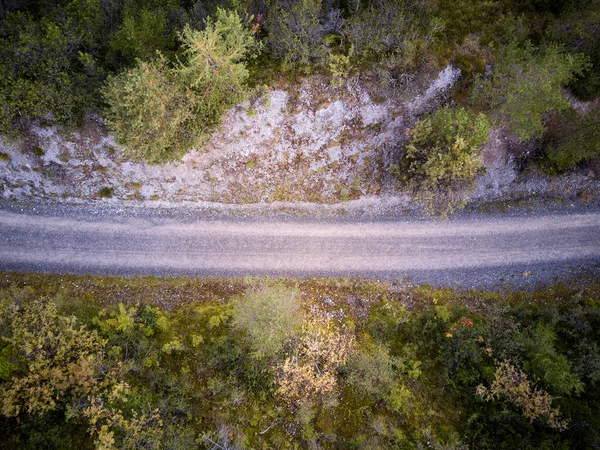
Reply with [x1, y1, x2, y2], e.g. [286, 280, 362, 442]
[0, 207, 599, 286]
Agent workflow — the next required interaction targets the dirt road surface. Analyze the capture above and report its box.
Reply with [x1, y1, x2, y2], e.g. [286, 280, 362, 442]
[0, 205, 598, 288]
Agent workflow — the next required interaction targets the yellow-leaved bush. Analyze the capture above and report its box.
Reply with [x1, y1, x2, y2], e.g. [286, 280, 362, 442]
[476, 361, 569, 431]
[275, 305, 355, 407]
[0, 293, 163, 450]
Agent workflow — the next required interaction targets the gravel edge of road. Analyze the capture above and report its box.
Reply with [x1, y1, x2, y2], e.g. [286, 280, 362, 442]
[1, 192, 599, 224]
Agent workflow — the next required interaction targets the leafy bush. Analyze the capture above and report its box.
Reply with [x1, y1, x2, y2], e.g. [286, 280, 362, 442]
[477, 361, 569, 431]
[108, 6, 173, 65]
[343, 0, 440, 72]
[275, 305, 355, 408]
[0, 8, 105, 133]
[395, 106, 490, 215]
[265, 0, 326, 73]
[471, 40, 589, 141]
[0, 295, 105, 417]
[539, 107, 600, 173]
[103, 8, 259, 164]
[0, 293, 164, 449]
[232, 283, 304, 360]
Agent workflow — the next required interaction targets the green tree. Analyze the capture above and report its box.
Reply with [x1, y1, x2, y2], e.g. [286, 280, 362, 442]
[177, 8, 260, 129]
[395, 106, 490, 216]
[545, 0, 600, 100]
[103, 8, 259, 164]
[472, 40, 589, 140]
[102, 55, 195, 164]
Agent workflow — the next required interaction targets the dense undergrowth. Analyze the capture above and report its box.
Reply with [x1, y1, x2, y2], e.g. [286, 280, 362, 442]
[2, 0, 600, 168]
[1, 272, 599, 449]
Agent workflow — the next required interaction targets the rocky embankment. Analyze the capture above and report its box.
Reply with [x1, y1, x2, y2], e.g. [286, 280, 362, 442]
[1, 66, 598, 213]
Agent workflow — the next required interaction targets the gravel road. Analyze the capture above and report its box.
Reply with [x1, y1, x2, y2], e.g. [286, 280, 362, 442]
[0, 203, 599, 288]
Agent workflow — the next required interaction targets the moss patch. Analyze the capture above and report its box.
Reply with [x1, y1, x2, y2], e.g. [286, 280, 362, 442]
[97, 187, 114, 198]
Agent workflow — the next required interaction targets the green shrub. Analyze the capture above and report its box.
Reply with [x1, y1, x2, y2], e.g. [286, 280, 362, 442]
[31, 146, 44, 157]
[519, 322, 584, 396]
[545, 0, 600, 100]
[0, 9, 105, 133]
[265, 0, 326, 73]
[439, 314, 491, 390]
[97, 186, 114, 197]
[539, 107, 600, 174]
[573, 338, 600, 386]
[94, 302, 177, 374]
[344, 0, 438, 70]
[343, 341, 413, 413]
[108, 7, 173, 65]
[232, 283, 304, 360]
[394, 106, 490, 216]
[328, 47, 353, 88]
[471, 40, 589, 141]
[431, 0, 507, 45]
[2, 277, 600, 449]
